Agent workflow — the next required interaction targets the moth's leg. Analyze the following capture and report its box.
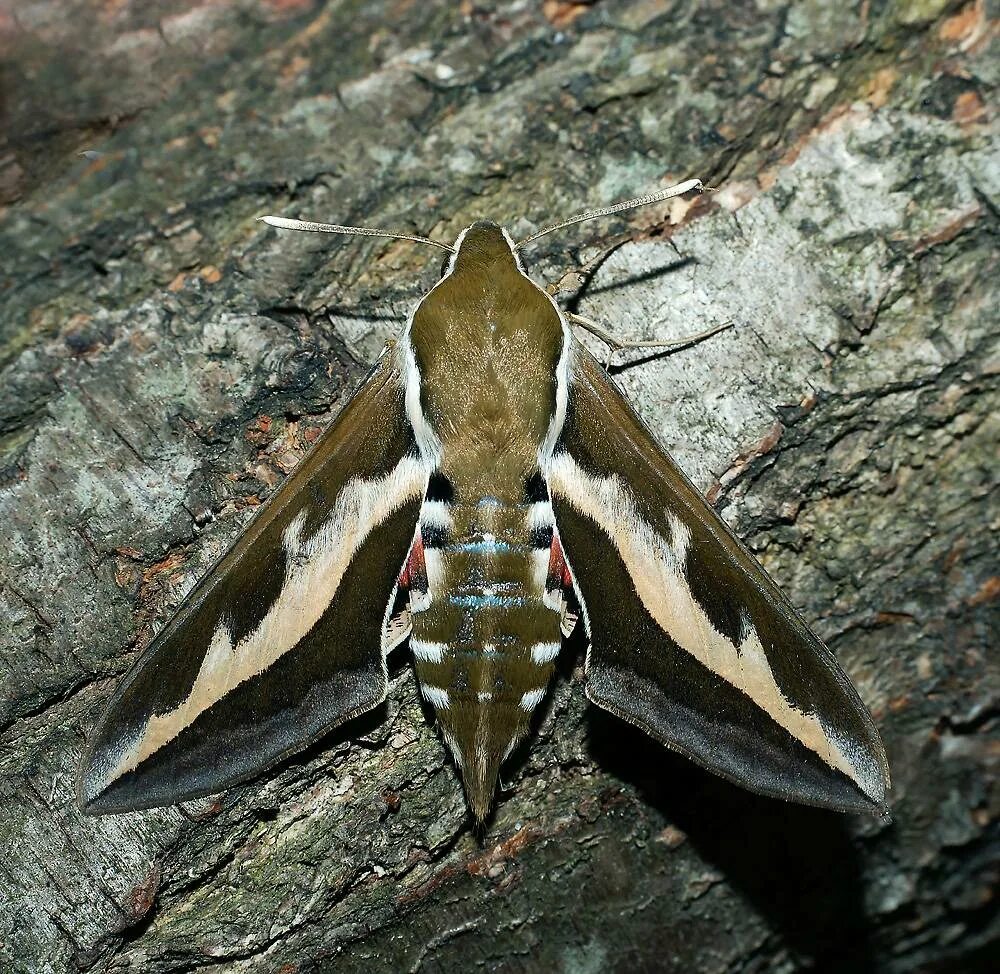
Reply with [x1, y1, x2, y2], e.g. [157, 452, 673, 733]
[545, 240, 626, 299]
[565, 311, 732, 369]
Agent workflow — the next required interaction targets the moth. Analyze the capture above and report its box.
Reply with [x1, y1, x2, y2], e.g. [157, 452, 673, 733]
[79, 179, 890, 822]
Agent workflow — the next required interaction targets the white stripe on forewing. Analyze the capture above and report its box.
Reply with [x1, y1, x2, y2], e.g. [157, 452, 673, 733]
[107, 455, 428, 785]
[546, 452, 882, 801]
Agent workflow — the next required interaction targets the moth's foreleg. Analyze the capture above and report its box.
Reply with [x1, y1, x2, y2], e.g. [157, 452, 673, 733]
[544, 241, 628, 300]
[565, 311, 733, 370]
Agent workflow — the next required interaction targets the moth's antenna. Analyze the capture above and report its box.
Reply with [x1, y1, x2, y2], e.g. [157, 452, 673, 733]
[258, 216, 456, 254]
[515, 178, 705, 250]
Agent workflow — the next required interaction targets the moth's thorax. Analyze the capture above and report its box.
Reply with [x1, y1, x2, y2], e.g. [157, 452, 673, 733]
[407, 220, 566, 496]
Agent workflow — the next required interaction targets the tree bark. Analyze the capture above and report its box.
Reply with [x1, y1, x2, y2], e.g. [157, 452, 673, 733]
[0, 1, 996, 972]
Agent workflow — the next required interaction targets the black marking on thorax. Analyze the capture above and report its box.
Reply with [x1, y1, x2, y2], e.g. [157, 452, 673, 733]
[426, 470, 454, 503]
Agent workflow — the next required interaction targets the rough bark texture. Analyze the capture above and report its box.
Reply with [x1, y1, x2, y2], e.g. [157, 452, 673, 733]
[0, 1, 996, 972]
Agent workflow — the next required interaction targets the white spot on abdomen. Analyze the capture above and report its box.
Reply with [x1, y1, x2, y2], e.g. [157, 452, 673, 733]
[530, 642, 561, 664]
[420, 500, 452, 530]
[411, 639, 446, 663]
[526, 501, 554, 531]
[421, 684, 451, 709]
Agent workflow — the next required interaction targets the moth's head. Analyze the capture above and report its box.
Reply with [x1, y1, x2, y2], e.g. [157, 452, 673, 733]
[449, 221, 518, 272]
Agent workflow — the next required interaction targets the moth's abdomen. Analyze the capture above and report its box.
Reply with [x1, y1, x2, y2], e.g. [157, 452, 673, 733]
[408, 495, 562, 818]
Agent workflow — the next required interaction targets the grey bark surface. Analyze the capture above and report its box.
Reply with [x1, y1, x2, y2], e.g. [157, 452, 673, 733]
[0, 1, 996, 972]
